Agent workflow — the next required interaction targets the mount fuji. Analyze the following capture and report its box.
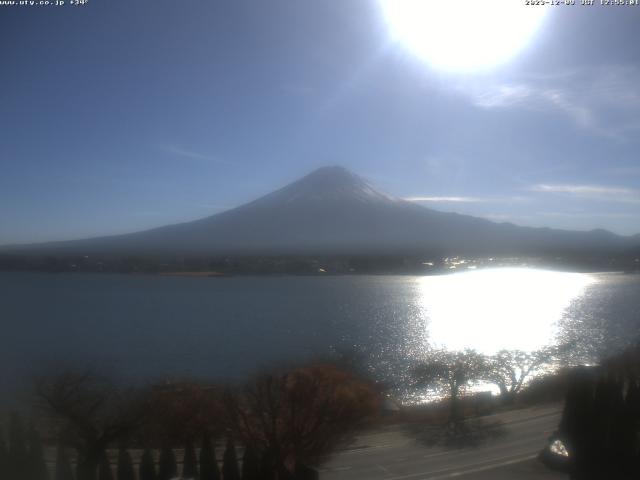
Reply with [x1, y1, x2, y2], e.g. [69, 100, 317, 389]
[3, 166, 639, 258]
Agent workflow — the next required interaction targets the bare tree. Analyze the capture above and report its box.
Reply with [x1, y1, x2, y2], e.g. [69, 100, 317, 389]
[415, 349, 485, 426]
[485, 348, 555, 404]
[225, 363, 379, 477]
[36, 371, 147, 480]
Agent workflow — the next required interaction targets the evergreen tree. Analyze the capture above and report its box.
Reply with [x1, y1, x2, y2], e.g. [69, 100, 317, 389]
[608, 377, 627, 477]
[624, 380, 640, 477]
[626, 380, 640, 423]
[157, 445, 177, 480]
[8, 412, 29, 478]
[0, 427, 9, 479]
[222, 438, 240, 480]
[182, 439, 198, 479]
[76, 449, 100, 480]
[139, 449, 157, 480]
[98, 451, 113, 480]
[27, 423, 50, 480]
[240, 444, 260, 480]
[54, 443, 74, 480]
[116, 448, 135, 480]
[199, 432, 220, 480]
[259, 447, 278, 480]
[588, 376, 610, 476]
[558, 367, 595, 479]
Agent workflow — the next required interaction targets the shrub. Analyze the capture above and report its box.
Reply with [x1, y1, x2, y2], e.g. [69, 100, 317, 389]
[117, 448, 135, 480]
[8, 412, 29, 478]
[241, 444, 260, 480]
[157, 445, 177, 480]
[27, 424, 49, 480]
[54, 443, 74, 480]
[222, 438, 240, 480]
[199, 432, 220, 480]
[182, 439, 198, 479]
[98, 451, 113, 480]
[139, 449, 157, 480]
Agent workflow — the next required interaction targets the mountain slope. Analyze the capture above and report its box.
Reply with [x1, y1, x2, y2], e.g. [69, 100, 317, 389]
[3, 166, 639, 257]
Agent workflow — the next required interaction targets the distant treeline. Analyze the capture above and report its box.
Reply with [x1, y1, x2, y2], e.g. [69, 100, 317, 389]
[0, 252, 637, 275]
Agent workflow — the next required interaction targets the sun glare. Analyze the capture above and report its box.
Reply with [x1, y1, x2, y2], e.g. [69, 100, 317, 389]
[418, 268, 595, 354]
[379, 0, 548, 73]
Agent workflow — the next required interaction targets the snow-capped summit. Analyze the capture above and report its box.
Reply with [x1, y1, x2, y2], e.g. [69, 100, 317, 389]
[247, 166, 401, 208]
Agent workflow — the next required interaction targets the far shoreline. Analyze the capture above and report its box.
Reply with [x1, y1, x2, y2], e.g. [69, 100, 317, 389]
[2, 266, 637, 278]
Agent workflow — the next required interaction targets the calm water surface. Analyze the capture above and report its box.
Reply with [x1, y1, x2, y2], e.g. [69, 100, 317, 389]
[1, 269, 639, 400]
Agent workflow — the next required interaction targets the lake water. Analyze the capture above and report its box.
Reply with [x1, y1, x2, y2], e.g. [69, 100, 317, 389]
[1, 269, 639, 402]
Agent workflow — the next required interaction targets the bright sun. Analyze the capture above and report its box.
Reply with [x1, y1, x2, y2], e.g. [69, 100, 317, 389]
[379, 0, 548, 73]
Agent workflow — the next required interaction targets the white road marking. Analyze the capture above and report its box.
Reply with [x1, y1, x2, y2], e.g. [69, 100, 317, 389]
[318, 465, 352, 472]
[422, 451, 452, 460]
[426, 454, 538, 479]
[333, 441, 413, 456]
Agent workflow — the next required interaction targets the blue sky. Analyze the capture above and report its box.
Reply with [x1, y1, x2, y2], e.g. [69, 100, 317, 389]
[1, 0, 640, 244]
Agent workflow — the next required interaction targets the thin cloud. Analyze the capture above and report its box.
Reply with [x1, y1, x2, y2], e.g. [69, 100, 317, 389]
[483, 213, 520, 222]
[406, 195, 527, 203]
[541, 89, 593, 129]
[405, 196, 487, 203]
[195, 203, 231, 211]
[530, 183, 640, 202]
[458, 66, 640, 138]
[472, 84, 533, 108]
[531, 184, 635, 196]
[468, 83, 595, 130]
[537, 211, 640, 219]
[159, 145, 233, 165]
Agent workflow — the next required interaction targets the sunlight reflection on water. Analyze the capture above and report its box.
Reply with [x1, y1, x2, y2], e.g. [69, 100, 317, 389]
[417, 268, 596, 354]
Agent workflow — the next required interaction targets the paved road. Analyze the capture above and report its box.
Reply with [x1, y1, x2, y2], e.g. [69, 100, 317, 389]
[321, 404, 567, 480]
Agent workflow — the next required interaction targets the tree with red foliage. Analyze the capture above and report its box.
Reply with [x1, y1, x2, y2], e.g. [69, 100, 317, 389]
[225, 363, 379, 477]
[144, 382, 224, 445]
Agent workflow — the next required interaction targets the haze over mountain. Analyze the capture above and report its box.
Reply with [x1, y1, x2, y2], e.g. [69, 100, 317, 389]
[3, 166, 639, 258]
